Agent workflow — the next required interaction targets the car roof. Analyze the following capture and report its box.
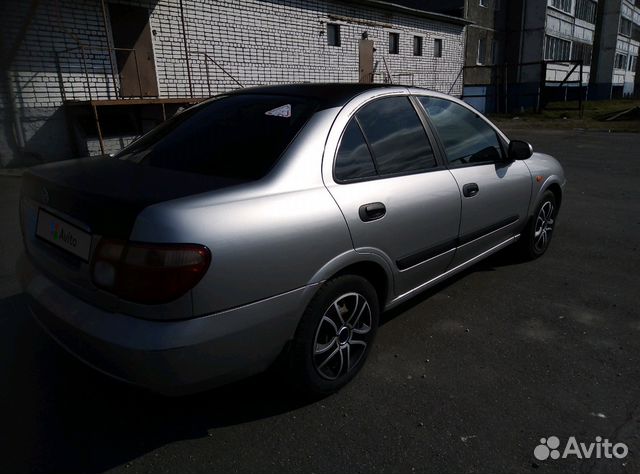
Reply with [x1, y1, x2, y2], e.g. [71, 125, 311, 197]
[226, 83, 433, 109]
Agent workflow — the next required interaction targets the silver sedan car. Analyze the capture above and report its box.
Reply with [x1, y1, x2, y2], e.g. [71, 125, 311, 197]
[18, 84, 565, 395]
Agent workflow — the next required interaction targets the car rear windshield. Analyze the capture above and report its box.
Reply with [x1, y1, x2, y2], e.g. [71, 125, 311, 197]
[116, 94, 318, 180]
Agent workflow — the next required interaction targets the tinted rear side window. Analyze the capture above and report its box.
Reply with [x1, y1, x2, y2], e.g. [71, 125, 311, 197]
[116, 94, 318, 180]
[335, 119, 377, 181]
[418, 97, 503, 167]
[356, 97, 437, 175]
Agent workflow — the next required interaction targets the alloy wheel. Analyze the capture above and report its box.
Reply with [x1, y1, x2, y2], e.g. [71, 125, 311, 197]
[534, 201, 554, 253]
[312, 292, 372, 380]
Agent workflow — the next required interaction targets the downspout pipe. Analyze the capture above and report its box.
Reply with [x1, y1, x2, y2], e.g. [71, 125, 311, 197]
[99, 0, 118, 98]
[518, 0, 527, 84]
[179, 0, 194, 98]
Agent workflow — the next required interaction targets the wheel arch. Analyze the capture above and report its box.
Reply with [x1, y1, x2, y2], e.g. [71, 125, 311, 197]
[546, 182, 563, 211]
[307, 250, 395, 310]
[528, 176, 564, 219]
[330, 261, 390, 310]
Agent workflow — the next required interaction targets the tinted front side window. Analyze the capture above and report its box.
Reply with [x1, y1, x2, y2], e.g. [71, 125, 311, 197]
[335, 119, 377, 181]
[116, 94, 318, 180]
[356, 97, 437, 175]
[418, 97, 502, 167]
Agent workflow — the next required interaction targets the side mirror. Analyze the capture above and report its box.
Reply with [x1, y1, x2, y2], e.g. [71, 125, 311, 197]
[508, 140, 533, 160]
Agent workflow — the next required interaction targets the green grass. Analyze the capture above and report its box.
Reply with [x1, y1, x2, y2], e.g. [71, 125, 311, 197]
[489, 99, 640, 132]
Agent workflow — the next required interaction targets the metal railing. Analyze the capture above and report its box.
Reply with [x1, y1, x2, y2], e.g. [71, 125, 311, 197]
[55, 45, 145, 101]
[195, 52, 244, 96]
[54, 45, 247, 102]
[448, 67, 464, 95]
[457, 60, 585, 115]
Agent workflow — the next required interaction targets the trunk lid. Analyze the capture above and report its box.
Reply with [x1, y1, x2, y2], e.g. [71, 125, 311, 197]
[22, 156, 243, 239]
[20, 156, 243, 316]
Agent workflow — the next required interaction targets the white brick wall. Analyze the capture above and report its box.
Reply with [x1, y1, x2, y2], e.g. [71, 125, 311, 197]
[5, 1, 116, 108]
[5, 0, 465, 104]
[1, 0, 465, 165]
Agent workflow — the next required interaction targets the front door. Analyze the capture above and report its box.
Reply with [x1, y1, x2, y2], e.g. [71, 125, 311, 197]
[108, 3, 159, 98]
[325, 96, 461, 296]
[416, 96, 532, 266]
[447, 162, 532, 265]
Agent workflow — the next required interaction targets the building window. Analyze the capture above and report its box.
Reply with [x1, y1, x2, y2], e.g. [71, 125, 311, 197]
[619, 18, 632, 37]
[327, 23, 341, 47]
[389, 32, 399, 54]
[614, 53, 627, 69]
[575, 0, 597, 24]
[477, 38, 487, 64]
[550, 0, 572, 13]
[434, 38, 443, 58]
[544, 35, 571, 60]
[413, 36, 423, 56]
[491, 40, 498, 64]
[629, 56, 637, 72]
[571, 41, 593, 66]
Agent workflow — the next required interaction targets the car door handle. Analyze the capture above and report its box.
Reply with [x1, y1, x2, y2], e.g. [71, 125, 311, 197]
[463, 183, 479, 198]
[359, 202, 386, 222]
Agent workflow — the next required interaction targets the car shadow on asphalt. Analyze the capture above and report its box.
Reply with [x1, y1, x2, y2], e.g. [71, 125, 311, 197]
[1, 291, 316, 473]
[0, 251, 522, 474]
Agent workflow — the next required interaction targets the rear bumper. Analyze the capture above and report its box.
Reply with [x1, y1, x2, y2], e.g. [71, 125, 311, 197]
[18, 254, 317, 395]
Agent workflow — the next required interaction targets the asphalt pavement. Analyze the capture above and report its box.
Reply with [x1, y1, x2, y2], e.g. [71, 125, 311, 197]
[0, 129, 638, 474]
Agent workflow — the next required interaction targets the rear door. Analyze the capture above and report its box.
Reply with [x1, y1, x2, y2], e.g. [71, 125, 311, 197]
[416, 96, 532, 266]
[324, 95, 461, 297]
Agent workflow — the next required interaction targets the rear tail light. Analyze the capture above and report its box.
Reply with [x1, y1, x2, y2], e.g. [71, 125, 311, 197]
[91, 239, 211, 304]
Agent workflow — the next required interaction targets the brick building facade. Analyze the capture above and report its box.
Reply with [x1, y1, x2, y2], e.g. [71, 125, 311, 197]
[0, 0, 467, 167]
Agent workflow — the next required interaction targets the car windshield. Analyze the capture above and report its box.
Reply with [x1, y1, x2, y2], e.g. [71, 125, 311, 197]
[116, 94, 318, 180]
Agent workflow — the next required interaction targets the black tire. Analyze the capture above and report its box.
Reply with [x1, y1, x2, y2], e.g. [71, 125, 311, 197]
[514, 190, 558, 260]
[289, 275, 379, 396]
